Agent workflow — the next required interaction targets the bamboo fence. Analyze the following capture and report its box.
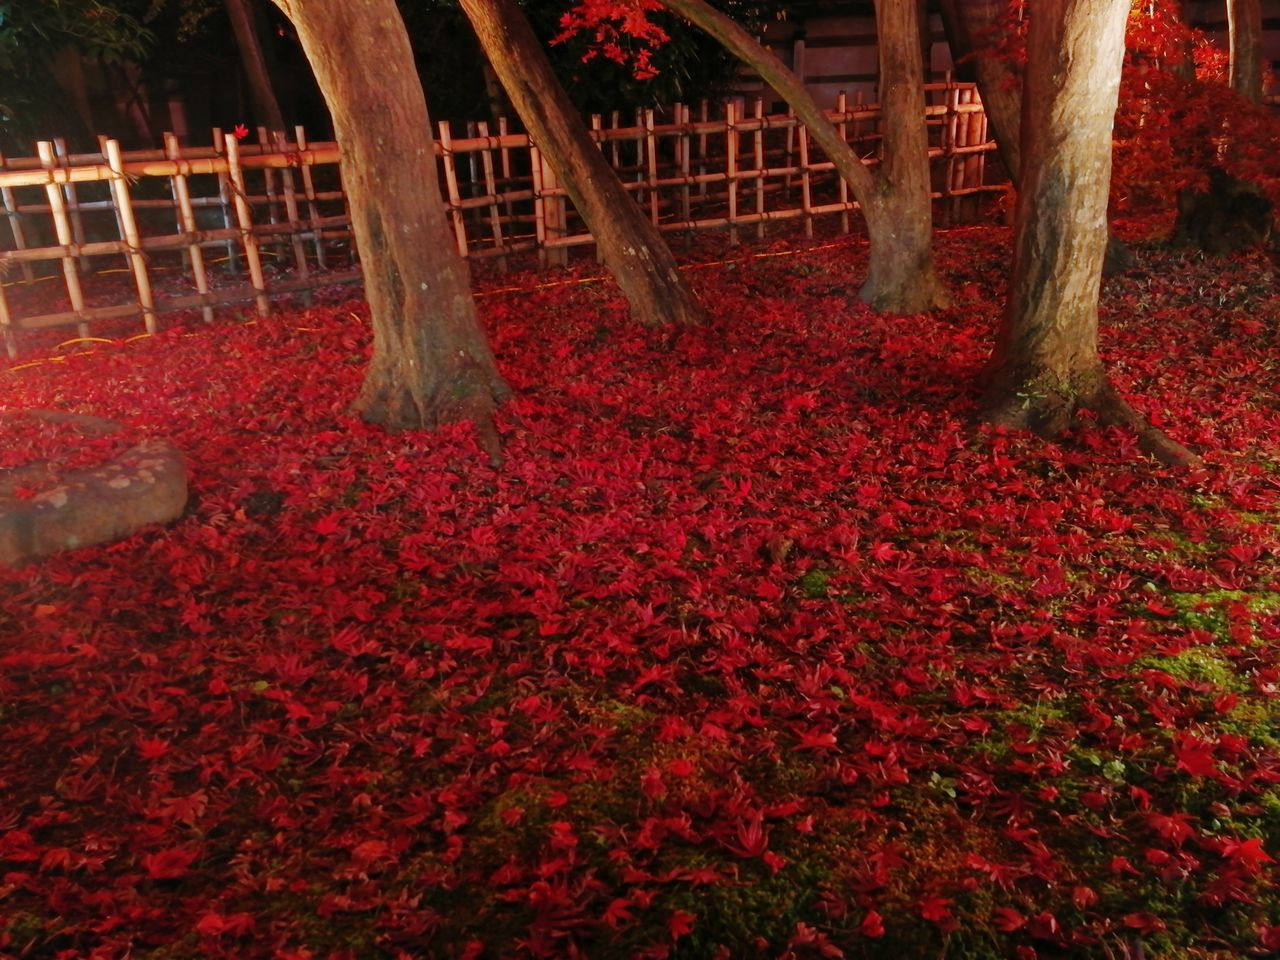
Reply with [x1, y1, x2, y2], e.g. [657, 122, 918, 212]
[0, 82, 1000, 358]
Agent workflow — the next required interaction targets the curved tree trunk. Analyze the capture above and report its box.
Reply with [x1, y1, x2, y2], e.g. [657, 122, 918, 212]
[1228, 0, 1264, 103]
[225, 0, 287, 134]
[269, 0, 508, 452]
[981, 0, 1197, 466]
[459, 0, 704, 328]
[657, 0, 949, 313]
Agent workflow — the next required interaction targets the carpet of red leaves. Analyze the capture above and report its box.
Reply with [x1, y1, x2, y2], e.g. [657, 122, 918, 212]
[1, 223, 1278, 959]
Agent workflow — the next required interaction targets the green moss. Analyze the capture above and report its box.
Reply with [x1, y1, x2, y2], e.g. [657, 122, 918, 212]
[1163, 589, 1280, 639]
[796, 567, 832, 599]
[1134, 643, 1247, 693]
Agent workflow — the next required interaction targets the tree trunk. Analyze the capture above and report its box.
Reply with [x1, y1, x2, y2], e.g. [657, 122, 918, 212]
[937, 0, 1133, 275]
[269, 0, 508, 450]
[982, 0, 1197, 466]
[860, 0, 950, 313]
[935, 0, 1023, 179]
[458, 0, 704, 328]
[657, 0, 949, 312]
[225, 0, 287, 134]
[1228, 0, 1264, 103]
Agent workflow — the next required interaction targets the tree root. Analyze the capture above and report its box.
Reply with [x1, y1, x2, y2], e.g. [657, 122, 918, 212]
[1089, 380, 1202, 467]
[981, 373, 1202, 467]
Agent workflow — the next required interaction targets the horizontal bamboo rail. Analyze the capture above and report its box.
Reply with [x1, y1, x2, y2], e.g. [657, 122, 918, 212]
[0, 83, 1004, 358]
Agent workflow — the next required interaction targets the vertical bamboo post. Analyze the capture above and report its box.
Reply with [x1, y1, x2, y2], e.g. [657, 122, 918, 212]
[697, 99, 709, 199]
[165, 133, 214, 323]
[273, 131, 312, 305]
[608, 110, 623, 178]
[37, 142, 89, 337]
[224, 132, 270, 316]
[475, 121, 507, 271]
[944, 82, 961, 225]
[37, 141, 90, 338]
[53, 139, 87, 275]
[96, 134, 129, 271]
[464, 121, 482, 202]
[104, 139, 157, 335]
[213, 128, 240, 274]
[497, 116, 515, 228]
[530, 144, 549, 267]
[0, 149, 35, 282]
[677, 103, 692, 224]
[633, 108, 646, 204]
[753, 97, 766, 240]
[0, 277, 16, 359]
[591, 114, 608, 264]
[836, 92, 851, 233]
[644, 108, 660, 226]
[437, 122, 471, 258]
[798, 123, 813, 240]
[255, 125, 284, 264]
[726, 100, 739, 245]
[294, 126, 327, 270]
[535, 146, 568, 268]
[783, 106, 796, 195]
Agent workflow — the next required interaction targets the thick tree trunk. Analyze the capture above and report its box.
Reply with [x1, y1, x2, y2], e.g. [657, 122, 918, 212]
[1228, 0, 1264, 103]
[982, 0, 1197, 466]
[225, 0, 287, 134]
[657, 0, 949, 312]
[269, 0, 508, 449]
[937, 0, 1133, 275]
[458, 0, 704, 328]
[860, 0, 950, 312]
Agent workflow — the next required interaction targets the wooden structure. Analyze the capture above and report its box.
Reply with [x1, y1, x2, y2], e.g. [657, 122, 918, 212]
[0, 84, 1001, 358]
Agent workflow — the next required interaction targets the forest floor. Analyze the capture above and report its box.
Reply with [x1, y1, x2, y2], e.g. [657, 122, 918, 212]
[1, 221, 1278, 959]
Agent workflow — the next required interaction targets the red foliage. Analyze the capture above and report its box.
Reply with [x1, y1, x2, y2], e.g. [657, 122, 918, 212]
[0, 225, 1278, 956]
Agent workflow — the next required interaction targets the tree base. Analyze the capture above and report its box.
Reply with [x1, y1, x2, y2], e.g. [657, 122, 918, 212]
[858, 270, 953, 314]
[981, 368, 1201, 467]
[356, 362, 511, 466]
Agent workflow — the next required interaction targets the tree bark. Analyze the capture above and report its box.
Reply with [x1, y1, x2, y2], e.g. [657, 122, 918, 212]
[860, 0, 950, 312]
[657, 0, 949, 313]
[225, 0, 287, 134]
[937, 0, 1133, 275]
[458, 0, 704, 328]
[268, 0, 508, 451]
[981, 0, 1197, 466]
[1228, 0, 1264, 103]
[935, 0, 1023, 179]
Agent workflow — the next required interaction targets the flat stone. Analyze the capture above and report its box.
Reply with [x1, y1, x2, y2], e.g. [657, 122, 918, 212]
[0, 428, 188, 567]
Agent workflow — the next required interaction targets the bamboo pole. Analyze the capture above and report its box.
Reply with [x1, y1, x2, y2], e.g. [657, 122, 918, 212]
[677, 103, 692, 224]
[798, 123, 813, 240]
[497, 116, 515, 230]
[530, 143, 550, 268]
[437, 121, 471, 258]
[726, 100, 739, 245]
[224, 132, 270, 316]
[272, 131, 311, 304]
[836, 92, 851, 234]
[0, 277, 16, 359]
[54, 139, 88, 275]
[752, 97, 765, 240]
[212, 128, 240, 273]
[0, 149, 35, 282]
[644, 108, 660, 226]
[697, 99, 709, 199]
[104, 139, 158, 335]
[37, 141, 90, 338]
[255, 125, 284, 261]
[294, 126, 327, 269]
[475, 120, 507, 271]
[164, 133, 214, 323]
